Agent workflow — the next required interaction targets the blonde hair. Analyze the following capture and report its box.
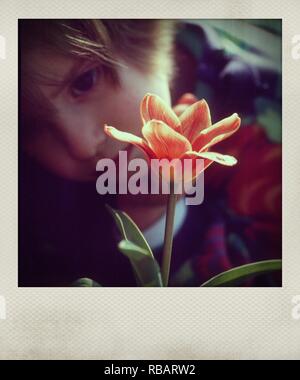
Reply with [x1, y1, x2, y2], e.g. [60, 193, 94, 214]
[20, 19, 177, 137]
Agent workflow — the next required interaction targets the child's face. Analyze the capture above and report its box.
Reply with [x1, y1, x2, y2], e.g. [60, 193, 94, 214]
[24, 49, 171, 181]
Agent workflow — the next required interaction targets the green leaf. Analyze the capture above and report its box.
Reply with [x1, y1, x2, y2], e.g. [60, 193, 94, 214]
[200, 259, 282, 287]
[72, 278, 102, 287]
[118, 240, 163, 287]
[118, 239, 150, 259]
[106, 205, 153, 257]
[106, 205, 163, 287]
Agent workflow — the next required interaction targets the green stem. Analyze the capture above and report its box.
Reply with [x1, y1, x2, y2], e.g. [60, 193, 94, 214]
[161, 184, 177, 287]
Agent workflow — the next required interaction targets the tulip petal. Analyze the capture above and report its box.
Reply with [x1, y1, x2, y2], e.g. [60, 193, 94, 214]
[186, 151, 238, 166]
[142, 120, 192, 159]
[180, 151, 214, 181]
[173, 103, 190, 117]
[104, 125, 156, 159]
[176, 93, 198, 105]
[193, 113, 241, 152]
[141, 93, 181, 131]
[180, 99, 212, 144]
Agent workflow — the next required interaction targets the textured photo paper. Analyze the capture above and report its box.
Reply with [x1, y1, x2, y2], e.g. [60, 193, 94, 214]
[0, 0, 299, 360]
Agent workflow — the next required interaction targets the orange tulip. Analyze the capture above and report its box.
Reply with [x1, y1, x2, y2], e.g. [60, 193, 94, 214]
[104, 93, 240, 182]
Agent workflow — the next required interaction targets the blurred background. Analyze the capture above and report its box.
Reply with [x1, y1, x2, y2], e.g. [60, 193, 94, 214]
[173, 19, 281, 139]
[170, 19, 282, 285]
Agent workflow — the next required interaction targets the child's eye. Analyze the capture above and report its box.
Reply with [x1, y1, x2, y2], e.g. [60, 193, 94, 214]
[70, 67, 99, 97]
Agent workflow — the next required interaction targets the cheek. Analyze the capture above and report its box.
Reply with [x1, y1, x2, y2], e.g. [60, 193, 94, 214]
[114, 97, 142, 135]
[107, 63, 171, 131]
[109, 79, 171, 136]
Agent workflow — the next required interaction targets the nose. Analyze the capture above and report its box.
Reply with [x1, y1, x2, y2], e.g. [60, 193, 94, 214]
[57, 114, 107, 161]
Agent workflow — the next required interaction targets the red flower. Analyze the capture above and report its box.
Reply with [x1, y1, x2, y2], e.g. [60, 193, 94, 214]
[105, 93, 240, 181]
